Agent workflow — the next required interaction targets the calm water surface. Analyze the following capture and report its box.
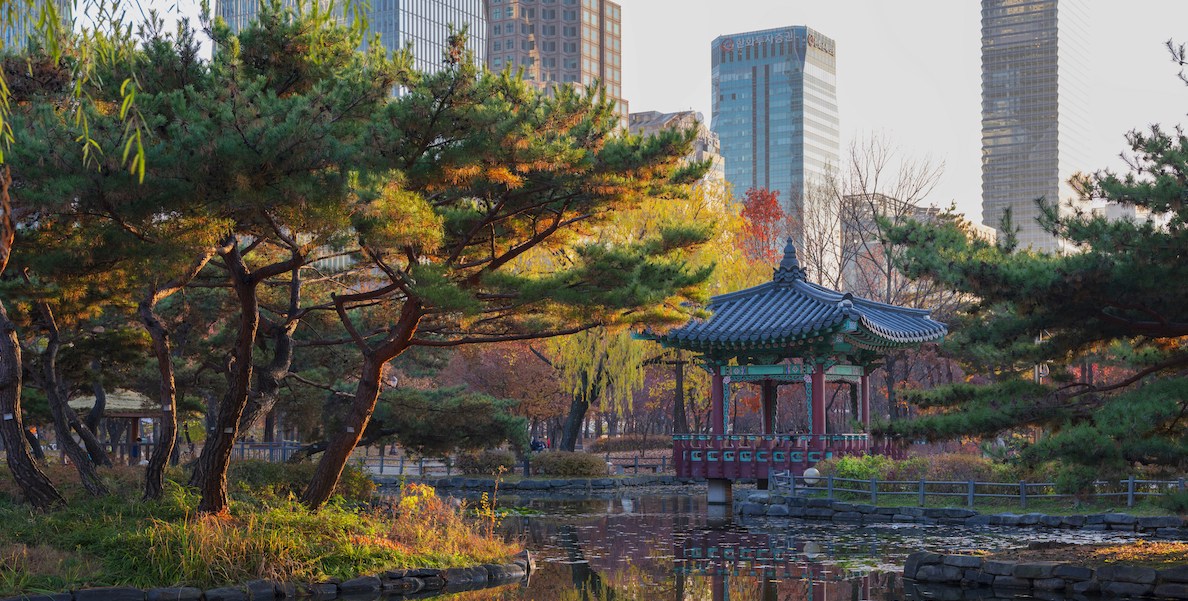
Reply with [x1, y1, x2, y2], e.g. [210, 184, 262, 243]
[425, 490, 1157, 601]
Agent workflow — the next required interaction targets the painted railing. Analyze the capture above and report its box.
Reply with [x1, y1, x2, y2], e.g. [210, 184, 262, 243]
[672, 434, 888, 480]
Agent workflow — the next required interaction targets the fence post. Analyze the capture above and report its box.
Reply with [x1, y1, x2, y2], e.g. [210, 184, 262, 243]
[379, 454, 385, 474]
[827, 475, 834, 500]
[1127, 475, 1135, 508]
[918, 478, 925, 507]
[634, 456, 639, 474]
[870, 478, 877, 504]
[1179, 478, 1185, 492]
[418, 457, 425, 476]
[1019, 480, 1027, 509]
[662, 456, 667, 472]
[967, 480, 975, 509]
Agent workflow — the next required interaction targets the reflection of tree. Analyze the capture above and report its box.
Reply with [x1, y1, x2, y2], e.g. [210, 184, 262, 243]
[558, 524, 615, 601]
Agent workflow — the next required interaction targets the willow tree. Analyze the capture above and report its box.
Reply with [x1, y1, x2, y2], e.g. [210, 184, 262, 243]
[298, 36, 715, 507]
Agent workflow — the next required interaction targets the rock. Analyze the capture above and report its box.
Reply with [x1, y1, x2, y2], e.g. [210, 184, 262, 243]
[806, 498, 833, 508]
[899, 507, 926, 517]
[205, 588, 248, 601]
[963, 569, 996, 586]
[992, 575, 1031, 589]
[854, 504, 878, 514]
[1018, 513, 1044, 526]
[892, 515, 919, 523]
[804, 508, 835, 519]
[982, 560, 1017, 576]
[1101, 581, 1154, 596]
[965, 515, 993, 527]
[833, 511, 863, 522]
[1052, 565, 1094, 581]
[382, 577, 424, 594]
[1162, 566, 1188, 583]
[516, 480, 552, 490]
[591, 478, 615, 488]
[942, 555, 983, 569]
[865, 513, 892, 523]
[1014, 562, 1060, 579]
[1158, 528, 1188, 538]
[406, 568, 440, 578]
[1084, 514, 1106, 525]
[1032, 578, 1066, 590]
[939, 508, 976, 519]
[444, 566, 489, 586]
[246, 580, 277, 600]
[876, 506, 900, 515]
[916, 564, 963, 583]
[1039, 515, 1063, 528]
[1069, 580, 1099, 594]
[1097, 564, 1157, 584]
[274, 582, 309, 598]
[309, 582, 338, 601]
[1082, 524, 1108, 531]
[75, 588, 144, 601]
[1108, 523, 1136, 532]
[338, 577, 381, 595]
[766, 504, 790, 517]
[1102, 512, 1138, 525]
[989, 513, 1017, 526]
[486, 563, 527, 582]
[420, 576, 446, 590]
[939, 518, 967, 526]
[904, 552, 942, 579]
[1060, 515, 1086, 527]
[146, 589, 202, 601]
[1155, 583, 1188, 599]
[1139, 515, 1182, 530]
[739, 502, 765, 516]
[747, 491, 771, 503]
[831, 502, 856, 512]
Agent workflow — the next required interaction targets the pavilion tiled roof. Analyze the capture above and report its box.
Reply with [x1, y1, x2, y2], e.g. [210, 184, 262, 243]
[656, 240, 947, 351]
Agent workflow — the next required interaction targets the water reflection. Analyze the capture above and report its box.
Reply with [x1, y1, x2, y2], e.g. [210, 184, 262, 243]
[419, 493, 1155, 601]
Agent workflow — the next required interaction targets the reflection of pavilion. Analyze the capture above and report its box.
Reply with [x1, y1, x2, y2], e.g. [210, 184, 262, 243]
[655, 241, 946, 504]
[676, 526, 888, 601]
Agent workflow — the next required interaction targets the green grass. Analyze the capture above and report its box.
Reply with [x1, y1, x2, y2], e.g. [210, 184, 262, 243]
[0, 464, 519, 596]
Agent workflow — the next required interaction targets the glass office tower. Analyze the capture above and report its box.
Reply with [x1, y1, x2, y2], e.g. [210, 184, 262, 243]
[981, 0, 1089, 252]
[2, 0, 72, 52]
[217, 0, 486, 77]
[711, 25, 839, 246]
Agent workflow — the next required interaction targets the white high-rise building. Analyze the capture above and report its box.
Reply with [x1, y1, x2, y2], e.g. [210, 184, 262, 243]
[981, 0, 1089, 252]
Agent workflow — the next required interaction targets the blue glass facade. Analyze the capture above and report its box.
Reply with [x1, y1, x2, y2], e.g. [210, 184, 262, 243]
[2, 0, 71, 52]
[711, 26, 839, 245]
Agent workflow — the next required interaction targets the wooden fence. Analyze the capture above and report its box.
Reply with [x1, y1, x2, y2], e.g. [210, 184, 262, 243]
[772, 472, 1188, 508]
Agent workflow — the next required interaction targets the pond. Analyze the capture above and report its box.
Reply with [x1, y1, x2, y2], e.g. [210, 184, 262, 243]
[426, 488, 1158, 601]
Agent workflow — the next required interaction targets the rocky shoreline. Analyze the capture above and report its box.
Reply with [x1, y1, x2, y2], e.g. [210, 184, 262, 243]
[0, 554, 534, 601]
[734, 490, 1188, 537]
[904, 550, 1188, 599]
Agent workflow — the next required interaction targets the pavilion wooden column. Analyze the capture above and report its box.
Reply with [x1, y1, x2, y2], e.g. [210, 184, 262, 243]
[761, 380, 776, 435]
[810, 363, 826, 448]
[860, 370, 871, 431]
[710, 372, 725, 436]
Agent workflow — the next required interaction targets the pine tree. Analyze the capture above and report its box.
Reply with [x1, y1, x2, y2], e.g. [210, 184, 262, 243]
[885, 60, 1188, 484]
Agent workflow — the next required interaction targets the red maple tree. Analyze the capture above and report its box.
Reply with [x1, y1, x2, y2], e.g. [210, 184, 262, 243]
[739, 187, 787, 263]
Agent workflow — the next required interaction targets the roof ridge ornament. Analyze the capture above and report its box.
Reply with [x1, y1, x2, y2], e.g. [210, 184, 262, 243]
[773, 238, 807, 283]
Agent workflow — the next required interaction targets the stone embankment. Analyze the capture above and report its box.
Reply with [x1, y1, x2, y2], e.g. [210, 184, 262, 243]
[734, 491, 1188, 538]
[904, 551, 1188, 599]
[399, 474, 695, 493]
[0, 555, 533, 601]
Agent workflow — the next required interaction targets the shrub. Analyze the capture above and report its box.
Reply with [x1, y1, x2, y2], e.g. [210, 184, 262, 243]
[228, 461, 375, 504]
[815, 453, 1000, 483]
[816, 454, 895, 480]
[1156, 489, 1188, 514]
[587, 434, 672, 454]
[455, 450, 517, 475]
[531, 451, 609, 477]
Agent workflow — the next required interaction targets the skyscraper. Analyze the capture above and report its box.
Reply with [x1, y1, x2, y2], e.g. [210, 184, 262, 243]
[628, 110, 725, 187]
[2, 0, 71, 52]
[485, 0, 626, 127]
[981, 0, 1089, 252]
[710, 26, 839, 246]
[217, 0, 486, 77]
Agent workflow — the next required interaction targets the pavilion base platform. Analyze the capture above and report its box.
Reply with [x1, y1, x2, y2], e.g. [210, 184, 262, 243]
[707, 478, 732, 505]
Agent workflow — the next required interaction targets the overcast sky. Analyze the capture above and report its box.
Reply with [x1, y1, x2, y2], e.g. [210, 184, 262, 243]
[617, 0, 1188, 222]
[149, 0, 1188, 222]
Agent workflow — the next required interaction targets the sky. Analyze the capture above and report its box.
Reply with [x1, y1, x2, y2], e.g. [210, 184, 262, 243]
[615, 0, 1188, 222]
[149, 0, 1188, 222]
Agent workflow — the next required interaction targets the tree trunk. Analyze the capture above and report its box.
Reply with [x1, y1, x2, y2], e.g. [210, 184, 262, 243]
[84, 372, 106, 433]
[559, 395, 588, 452]
[301, 300, 422, 510]
[34, 307, 107, 497]
[190, 243, 261, 515]
[25, 428, 45, 461]
[672, 352, 688, 434]
[0, 301, 64, 508]
[141, 301, 178, 501]
[236, 320, 296, 437]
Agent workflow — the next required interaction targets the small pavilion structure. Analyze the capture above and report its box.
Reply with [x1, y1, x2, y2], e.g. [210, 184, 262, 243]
[653, 240, 947, 504]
